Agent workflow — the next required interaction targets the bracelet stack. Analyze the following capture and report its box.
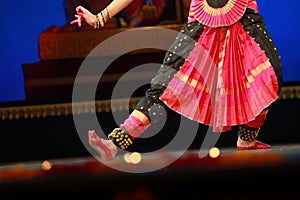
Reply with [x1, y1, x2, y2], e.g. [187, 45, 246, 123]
[94, 6, 111, 29]
[94, 14, 101, 29]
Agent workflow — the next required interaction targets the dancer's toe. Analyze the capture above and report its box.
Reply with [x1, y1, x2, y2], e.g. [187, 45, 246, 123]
[88, 130, 118, 160]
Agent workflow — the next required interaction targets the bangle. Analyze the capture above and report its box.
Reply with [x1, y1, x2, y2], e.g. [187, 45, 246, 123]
[100, 10, 106, 24]
[96, 13, 104, 27]
[94, 14, 100, 29]
[106, 6, 111, 19]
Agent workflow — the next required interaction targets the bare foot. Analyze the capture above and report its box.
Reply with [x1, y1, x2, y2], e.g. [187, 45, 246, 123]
[88, 130, 118, 160]
[237, 137, 272, 150]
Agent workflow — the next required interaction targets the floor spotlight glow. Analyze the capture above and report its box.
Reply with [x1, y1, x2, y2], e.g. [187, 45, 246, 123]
[129, 152, 142, 164]
[41, 160, 52, 171]
[123, 152, 131, 163]
[209, 147, 220, 158]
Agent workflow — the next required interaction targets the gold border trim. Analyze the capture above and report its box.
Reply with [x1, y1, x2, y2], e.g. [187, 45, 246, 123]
[0, 85, 299, 121]
[0, 98, 141, 120]
[278, 86, 300, 100]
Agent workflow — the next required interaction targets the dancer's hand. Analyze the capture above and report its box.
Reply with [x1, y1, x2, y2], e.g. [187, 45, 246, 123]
[70, 6, 95, 27]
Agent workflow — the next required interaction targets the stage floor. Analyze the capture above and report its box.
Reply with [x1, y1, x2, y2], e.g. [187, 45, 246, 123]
[1, 143, 300, 199]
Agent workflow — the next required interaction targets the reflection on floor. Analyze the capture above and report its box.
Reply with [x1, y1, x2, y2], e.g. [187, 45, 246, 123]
[0, 144, 299, 199]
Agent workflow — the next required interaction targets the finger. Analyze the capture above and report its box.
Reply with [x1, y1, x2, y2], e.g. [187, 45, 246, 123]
[76, 6, 85, 14]
[78, 16, 82, 27]
[70, 19, 78, 25]
[70, 15, 79, 24]
[78, 13, 84, 16]
[76, 5, 82, 12]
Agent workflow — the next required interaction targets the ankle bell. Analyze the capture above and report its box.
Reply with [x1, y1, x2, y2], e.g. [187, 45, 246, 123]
[108, 128, 133, 150]
[238, 125, 260, 141]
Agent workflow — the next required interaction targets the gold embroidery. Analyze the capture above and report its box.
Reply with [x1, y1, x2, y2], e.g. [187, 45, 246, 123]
[248, 60, 271, 82]
[200, 0, 236, 16]
[174, 59, 272, 97]
[175, 70, 210, 93]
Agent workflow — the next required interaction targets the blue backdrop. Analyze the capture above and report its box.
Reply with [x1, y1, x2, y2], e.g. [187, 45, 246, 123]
[0, 0, 299, 103]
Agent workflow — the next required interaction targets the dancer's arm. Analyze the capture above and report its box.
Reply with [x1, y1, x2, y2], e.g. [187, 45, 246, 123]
[70, 0, 134, 28]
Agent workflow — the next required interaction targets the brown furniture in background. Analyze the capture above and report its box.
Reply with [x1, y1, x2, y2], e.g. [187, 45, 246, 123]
[23, 0, 189, 102]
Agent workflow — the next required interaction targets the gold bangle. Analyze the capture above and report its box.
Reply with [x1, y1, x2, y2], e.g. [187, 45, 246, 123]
[94, 14, 100, 29]
[106, 6, 111, 19]
[97, 13, 104, 27]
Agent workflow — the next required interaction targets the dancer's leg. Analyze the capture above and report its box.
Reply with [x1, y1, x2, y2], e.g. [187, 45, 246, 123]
[88, 108, 153, 160]
[88, 22, 204, 160]
[237, 109, 271, 150]
[88, 96, 167, 160]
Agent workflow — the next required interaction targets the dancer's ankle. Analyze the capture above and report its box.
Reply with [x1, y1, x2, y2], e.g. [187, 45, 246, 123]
[237, 137, 256, 147]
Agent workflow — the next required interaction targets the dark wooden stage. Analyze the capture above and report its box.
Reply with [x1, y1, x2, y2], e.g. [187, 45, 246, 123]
[1, 56, 299, 199]
[1, 143, 299, 199]
[0, 85, 299, 199]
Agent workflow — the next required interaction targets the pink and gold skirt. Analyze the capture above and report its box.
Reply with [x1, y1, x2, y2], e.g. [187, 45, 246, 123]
[159, 17, 280, 132]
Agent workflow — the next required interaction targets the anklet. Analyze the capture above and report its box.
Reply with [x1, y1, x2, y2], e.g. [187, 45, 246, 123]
[238, 125, 260, 141]
[108, 128, 133, 150]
